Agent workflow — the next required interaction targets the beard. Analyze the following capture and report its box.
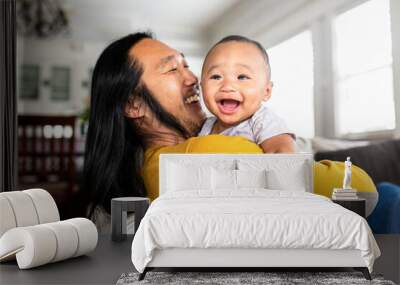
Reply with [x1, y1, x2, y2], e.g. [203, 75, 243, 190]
[182, 112, 205, 136]
[137, 84, 202, 138]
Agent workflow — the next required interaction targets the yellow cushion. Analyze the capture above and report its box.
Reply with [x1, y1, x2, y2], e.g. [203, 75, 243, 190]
[314, 159, 377, 198]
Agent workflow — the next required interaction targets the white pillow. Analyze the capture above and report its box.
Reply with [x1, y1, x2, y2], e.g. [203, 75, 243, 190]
[212, 168, 237, 190]
[167, 163, 211, 191]
[236, 169, 267, 189]
[266, 167, 306, 191]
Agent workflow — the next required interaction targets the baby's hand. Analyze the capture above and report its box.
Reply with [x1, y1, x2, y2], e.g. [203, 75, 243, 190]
[260, 134, 295, 153]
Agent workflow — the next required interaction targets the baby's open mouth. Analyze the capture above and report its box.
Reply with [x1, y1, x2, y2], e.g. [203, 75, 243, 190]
[217, 99, 241, 114]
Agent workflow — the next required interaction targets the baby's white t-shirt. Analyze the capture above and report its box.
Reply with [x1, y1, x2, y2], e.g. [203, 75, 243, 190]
[198, 104, 294, 144]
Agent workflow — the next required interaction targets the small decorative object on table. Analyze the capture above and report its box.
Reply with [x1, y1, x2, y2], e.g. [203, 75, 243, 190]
[332, 157, 359, 200]
[111, 197, 150, 242]
[332, 157, 366, 217]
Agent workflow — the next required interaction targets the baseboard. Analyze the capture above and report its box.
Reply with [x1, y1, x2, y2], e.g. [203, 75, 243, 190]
[373, 234, 400, 284]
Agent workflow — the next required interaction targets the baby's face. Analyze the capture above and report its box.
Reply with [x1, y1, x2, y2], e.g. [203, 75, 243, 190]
[201, 41, 272, 127]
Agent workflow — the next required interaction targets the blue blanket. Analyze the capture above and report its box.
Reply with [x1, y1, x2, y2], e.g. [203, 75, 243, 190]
[367, 182, 400, 234]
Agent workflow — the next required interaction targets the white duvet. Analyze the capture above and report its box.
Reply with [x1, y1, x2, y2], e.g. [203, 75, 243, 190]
[131, 190, 380, 273]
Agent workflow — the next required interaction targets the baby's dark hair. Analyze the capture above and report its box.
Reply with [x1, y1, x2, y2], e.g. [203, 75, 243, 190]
[203, 35, 271, 80]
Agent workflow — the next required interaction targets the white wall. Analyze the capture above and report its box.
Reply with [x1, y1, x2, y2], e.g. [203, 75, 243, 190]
[18, 38, 104, 115]
[17, 34, 207, 116]
[209, 0, 400, 139]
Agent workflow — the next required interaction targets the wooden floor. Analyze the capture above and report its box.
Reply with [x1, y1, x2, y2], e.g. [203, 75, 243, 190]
[0, 235, 134, 285]
[373, 234, 400, 284]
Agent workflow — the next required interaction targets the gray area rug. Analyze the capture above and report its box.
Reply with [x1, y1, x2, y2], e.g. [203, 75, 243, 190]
[116, 272, 396, 285]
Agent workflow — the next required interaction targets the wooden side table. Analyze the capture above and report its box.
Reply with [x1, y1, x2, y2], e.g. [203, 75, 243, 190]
[332, 198, 366, 218]
[111, 197, 150, 242]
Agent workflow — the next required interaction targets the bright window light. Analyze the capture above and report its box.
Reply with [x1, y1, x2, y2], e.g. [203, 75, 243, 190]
[267, 30, 314, 138]
[334, 0, 395, 135]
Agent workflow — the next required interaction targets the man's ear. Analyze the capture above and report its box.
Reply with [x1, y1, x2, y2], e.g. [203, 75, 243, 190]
[263, 81, 273, 102]
[125, 97, 146, 119]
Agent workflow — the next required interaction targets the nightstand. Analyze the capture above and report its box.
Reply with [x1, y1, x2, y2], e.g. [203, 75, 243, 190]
[332, 198, 366, 218]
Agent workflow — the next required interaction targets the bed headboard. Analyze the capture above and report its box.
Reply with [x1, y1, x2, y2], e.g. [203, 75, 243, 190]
[159, 153, 314, 195]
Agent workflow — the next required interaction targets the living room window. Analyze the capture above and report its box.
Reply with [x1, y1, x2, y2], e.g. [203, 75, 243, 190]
[267, 30, 314, 138]
[333, 0, 396, 136]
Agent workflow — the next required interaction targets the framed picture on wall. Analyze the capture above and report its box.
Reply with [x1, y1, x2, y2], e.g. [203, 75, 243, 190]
[51, 66, 70, 100]
[20, 64, 40, 99]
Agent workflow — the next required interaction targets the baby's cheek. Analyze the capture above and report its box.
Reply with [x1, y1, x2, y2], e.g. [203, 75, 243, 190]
[243, 100, 262, 114]
[204, 97, 217, 113]
[201, 84, 212, 97]
[202, 88, 216, 105]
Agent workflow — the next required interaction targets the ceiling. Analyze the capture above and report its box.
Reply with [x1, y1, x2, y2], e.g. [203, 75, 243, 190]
[61, 0, 241, 43]
[24, 0, 309, 56]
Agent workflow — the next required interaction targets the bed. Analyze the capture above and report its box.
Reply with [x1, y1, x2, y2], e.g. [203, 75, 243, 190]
[131, 154, 380, 280]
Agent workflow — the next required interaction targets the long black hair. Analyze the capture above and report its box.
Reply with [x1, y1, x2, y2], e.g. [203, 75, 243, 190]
[83, 32, 190, 217]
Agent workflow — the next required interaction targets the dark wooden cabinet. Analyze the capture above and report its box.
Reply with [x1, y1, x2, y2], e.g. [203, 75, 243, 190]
[17, 115, 81, 218]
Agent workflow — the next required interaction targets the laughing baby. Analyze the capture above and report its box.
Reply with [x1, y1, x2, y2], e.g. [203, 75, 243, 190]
[199, 35, 295, 153]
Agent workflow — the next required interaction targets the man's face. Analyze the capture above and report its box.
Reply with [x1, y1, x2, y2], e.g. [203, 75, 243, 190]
[201, 41, 272, 127]
[130, 39, 206, 135]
